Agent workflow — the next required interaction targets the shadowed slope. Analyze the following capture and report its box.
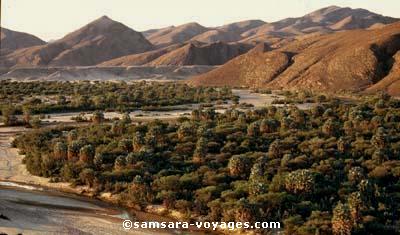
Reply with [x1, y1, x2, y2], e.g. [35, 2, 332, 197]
[0, 28, 46, 55]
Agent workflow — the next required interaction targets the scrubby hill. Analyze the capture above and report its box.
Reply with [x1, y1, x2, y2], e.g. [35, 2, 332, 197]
[190, 22, 400, 95]
[0, 16, 153, 67]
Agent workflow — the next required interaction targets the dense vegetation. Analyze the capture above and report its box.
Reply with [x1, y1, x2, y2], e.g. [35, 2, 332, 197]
[0, 80, 233, 124]
[13, 93, 400, 234]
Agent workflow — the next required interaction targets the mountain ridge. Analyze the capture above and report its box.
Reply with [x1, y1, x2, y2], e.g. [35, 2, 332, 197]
[0, 16, 153, 67]
[0, 28, 46, 55]
[189, 21, 400, 96]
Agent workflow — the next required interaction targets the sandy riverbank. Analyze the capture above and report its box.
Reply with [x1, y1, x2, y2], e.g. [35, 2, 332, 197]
[0, 126, 200, 235]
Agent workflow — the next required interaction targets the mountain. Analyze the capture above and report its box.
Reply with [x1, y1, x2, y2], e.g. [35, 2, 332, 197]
[191, 20, 266, 43]
[101, 41, 253, 66]
[189, 22, 400, 96]
[146, 22, 209, 47]
[0, 28, 46, 55]
[241, 6, 398, 40]
[1, 5, 399, 75]
[365, 51, 400, 96]
[0, 16, 153, 67]
[99, 44, 184, 66]
[147, 41, 253, 66]
[142, 26, 175, 38]
[144, 6, 397, 47]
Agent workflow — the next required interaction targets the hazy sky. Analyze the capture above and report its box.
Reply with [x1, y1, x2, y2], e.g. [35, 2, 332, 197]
[2, 0, 400, 41]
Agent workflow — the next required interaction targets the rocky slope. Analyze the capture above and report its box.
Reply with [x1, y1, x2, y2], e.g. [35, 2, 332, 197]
[147, 41, 253, 66]
[190, 22, 400, 96]
[146, 22, 209, 47]
[0, 28, 46, 55]
[1, 6, 399, 90]
[144, 5, 398, 47]
[99, 44, 183, 66]
[241, 6, 398, 39]
[191, 20, 265, 43]
[0, 16, 153, 67]
[100, 41, 253, 66]
[365, 51, 400, 96]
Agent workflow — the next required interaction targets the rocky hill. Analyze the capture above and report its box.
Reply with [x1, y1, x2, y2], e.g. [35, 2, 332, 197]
[190, 22, 400, 96]
[1, 6, 399, 92]
[0, 28, 46, 55]
[241, 6, 398, 39]
[191, 20, 266, 43]
[99, 44, 183, 66]
[100, 41, 253, 66]
[0, 16, 153, 67]
[145, 23, 209, 47]
[147, 41, 253, 66]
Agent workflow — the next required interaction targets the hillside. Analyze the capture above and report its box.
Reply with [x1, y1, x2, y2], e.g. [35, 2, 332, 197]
[190, 22, 400, 95]
[146, 22, 209, 47]
[365, 51, 400, 96]
[241, 6, 398, 39]
[147, 41, 253, 66]
[1, 5, 399, 82]
[0, 28, 46, 55]
[0, 16, 153, 67]
[99, 44, 183, 66]
[144, 5, 399, 47]
[191, 20, 265, 43]
[100, 41, 253, 66]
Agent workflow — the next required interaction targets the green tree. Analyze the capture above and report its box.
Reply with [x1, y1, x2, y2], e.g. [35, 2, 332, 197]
[332, 202, 352, 235]
[79, 145, 95, 164]
[285, 169, 315, 194]
[79, 168, 96, 187]
[132, 132, 145, 152]
[193, 137, 207, 164]
[53, 142, 68, 160]
[1, 105, 17, 126]
[228, 155, 251, 178]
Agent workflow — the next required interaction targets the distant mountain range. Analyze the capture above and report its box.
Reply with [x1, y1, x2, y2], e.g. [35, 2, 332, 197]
[0, 5, 399, 95]
[101, 41, 253, 66]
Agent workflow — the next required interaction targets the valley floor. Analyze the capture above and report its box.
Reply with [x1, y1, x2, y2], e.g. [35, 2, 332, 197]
[0, 89, 301, 235]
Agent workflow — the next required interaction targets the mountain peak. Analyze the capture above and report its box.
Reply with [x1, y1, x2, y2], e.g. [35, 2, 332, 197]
[0, 27, 46, 55]
[180, 22, 206, 29]
[90, 15, 117, 27]
[100, 15, 111, 20]
[308, 5, 343, 16]
[325, 5, 342, 10]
